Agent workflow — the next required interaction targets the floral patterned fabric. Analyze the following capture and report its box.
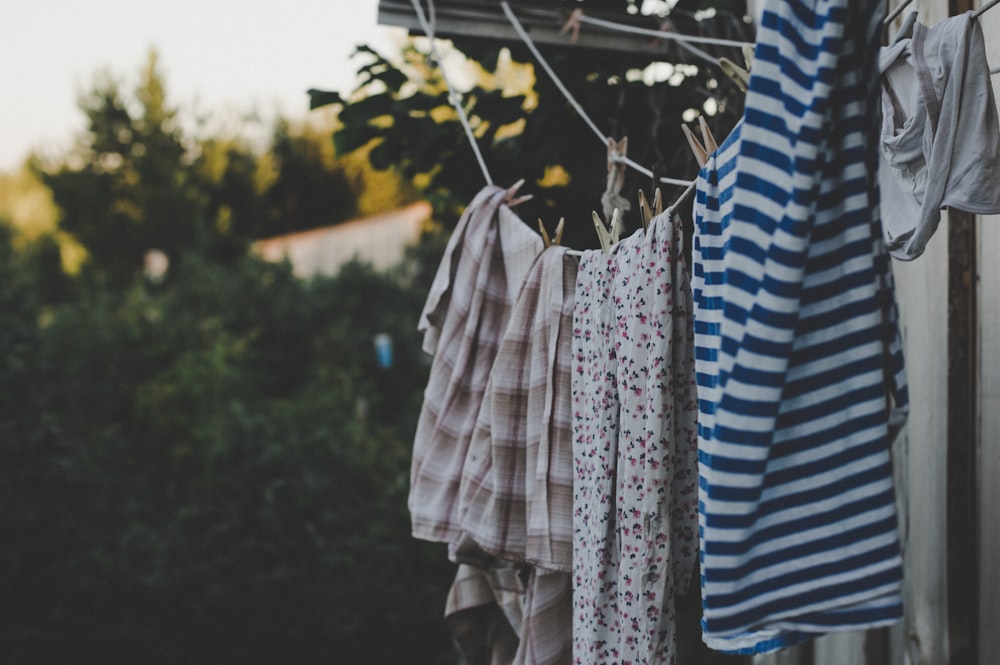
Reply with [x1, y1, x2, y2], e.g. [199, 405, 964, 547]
[571, 211, 698, 665]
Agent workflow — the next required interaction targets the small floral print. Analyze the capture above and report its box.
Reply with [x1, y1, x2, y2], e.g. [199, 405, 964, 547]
[573, 215, 698, 665]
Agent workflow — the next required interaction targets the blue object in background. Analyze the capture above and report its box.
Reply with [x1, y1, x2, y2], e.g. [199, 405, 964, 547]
[374, 333, 393, 369]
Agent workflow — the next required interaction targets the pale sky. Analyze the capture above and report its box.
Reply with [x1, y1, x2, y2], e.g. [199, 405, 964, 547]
[0, 0, 400, 171]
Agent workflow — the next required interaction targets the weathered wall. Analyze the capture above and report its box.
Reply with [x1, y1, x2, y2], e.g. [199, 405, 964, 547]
[251, 201, 430, 278]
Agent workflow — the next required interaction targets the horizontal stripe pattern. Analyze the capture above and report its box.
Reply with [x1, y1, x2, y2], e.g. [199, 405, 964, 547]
[692, 0, 909, 654]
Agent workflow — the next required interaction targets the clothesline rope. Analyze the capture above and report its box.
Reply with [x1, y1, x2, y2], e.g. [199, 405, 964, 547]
[973, 0, 1000, 19]
[883, 0, 915, 26]
[567, 4, 997, 58]
[500, 2, 696, 188]
[409, 0, 494, 185]
[571, 13, 743, 67]
[501, 2, 605, 144]
[579, 15, 719, 65]
[574, 13, 752, 50]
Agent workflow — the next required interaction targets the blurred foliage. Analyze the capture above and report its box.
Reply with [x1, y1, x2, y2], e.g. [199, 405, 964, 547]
[312, 0, 753, 249]
[33, 51, 415, 287]
[0, 166, 59, 240]
[1, 50, 454, 665]
[0, 232, 456, 664]
[0, 165, 85, 273]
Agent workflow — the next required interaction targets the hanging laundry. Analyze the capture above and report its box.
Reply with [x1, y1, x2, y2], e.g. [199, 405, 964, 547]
[410, 184, 544, 544]
[450, 245, 579, 665]
[459, 246, 580, 573]
[879, 11, 1000, 261]
[572, 211, 698, 665]
[692, 0, 910, 653]
[445, 562, 522, 665]
[444, 555, 572, 665]
[415, 220, 577, 665]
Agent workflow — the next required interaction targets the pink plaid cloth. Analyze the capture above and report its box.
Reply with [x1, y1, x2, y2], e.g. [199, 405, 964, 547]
[445, 563, 521, 665]
[459, 246, 579, 572]
[445, 557, 572, 665]
[410, 185, 543, 543]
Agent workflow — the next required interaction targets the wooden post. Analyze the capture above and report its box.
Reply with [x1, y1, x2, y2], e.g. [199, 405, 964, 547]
[946, 208, 978, 663]
[977, 209, 1000, 665]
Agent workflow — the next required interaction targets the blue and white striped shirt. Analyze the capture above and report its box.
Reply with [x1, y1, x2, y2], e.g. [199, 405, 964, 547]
[691, 0, 910, 653]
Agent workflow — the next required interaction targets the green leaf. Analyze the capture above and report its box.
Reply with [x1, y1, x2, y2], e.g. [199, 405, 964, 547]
[376, 68, 409, 93]
[368, 140, 397, 171]
[471, 89, 526, 128]
[338, 92, 396, 125]
[307, 89, 345, 111]
[333, 126, 378, 156]
[478, 46, 503, 74]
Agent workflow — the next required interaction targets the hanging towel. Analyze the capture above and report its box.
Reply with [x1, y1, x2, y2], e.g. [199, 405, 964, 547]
[571, 211, 698, 665]
[879, 11, 1000, 261]
[692, 0, 910, 653]
[410, 185, 544, 544]
[459, 246, 580, 572]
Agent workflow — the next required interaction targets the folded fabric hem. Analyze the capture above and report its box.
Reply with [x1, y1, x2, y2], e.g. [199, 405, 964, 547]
[940, 197, 1000, 216]
[456, 533, 574, 574]
[701, 592, 903, 654]
[411, 521, 463, 545]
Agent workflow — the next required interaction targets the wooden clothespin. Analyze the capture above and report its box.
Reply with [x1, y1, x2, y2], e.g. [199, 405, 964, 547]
[559, 8, 584, 42]
[682, 125, 709, 168]
[719, 57, 750, 92]
[638, 189, 652, 229]
[601, 136, 632, 224]
[698, 116, 719, 154]
[718, 45, 753, 93]
[537, 217, 565, 248]
[637, 186, 665, 230]
[503, 178, 533, 208]
[682, 117, 719, 168]
[592, 208, 622, 256]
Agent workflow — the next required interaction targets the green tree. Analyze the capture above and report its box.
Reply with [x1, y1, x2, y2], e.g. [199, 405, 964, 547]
[1, 49, 458, 665]
[37, 51, 376, 285]
[260, 118, 360, 236]
[38, 51, 203, 284]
